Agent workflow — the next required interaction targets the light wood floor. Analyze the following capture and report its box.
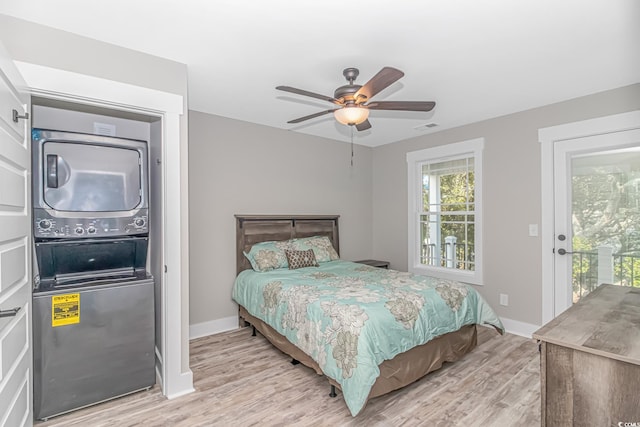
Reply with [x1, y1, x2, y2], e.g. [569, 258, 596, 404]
[37, 326, 541, 426]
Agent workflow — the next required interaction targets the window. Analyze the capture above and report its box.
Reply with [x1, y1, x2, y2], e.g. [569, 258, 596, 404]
[407, 138, 484, 284]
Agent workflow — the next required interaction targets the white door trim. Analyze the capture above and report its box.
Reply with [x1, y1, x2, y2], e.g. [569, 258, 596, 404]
[14, 62, 182, 114]
[12, 61, 194, 398]
[539, 110, 640, 324]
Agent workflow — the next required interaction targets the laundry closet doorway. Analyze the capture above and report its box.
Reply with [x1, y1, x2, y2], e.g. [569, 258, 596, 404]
[16, 61, 194, 400]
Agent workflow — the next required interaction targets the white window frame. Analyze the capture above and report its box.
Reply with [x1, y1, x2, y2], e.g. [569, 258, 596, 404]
[407, 138, 484, 285]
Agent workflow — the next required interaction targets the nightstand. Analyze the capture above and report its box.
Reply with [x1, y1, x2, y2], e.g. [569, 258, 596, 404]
[354, 259, 390, 269]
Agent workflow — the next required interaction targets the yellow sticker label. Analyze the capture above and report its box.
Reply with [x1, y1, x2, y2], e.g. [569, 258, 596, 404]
[52, 293, 80, 327]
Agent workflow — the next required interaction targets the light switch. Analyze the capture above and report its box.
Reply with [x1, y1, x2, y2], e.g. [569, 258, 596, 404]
[528, 224, 538, 237]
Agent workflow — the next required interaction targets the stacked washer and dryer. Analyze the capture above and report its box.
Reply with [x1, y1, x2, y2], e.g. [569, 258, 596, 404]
[31, 129, 156, 420]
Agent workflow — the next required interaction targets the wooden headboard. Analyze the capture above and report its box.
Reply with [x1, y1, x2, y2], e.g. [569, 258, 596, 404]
[235, 215, 340, 275]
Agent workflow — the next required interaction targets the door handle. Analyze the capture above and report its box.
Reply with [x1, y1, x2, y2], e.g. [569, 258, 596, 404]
[0, 307, 21, 318]
[557, 248, 573, 255]
[12, 109, 29, 123]
[46, 154, 58, 188]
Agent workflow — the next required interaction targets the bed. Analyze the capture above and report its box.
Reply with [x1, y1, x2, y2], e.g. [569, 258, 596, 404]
[232, 215, 504, 416]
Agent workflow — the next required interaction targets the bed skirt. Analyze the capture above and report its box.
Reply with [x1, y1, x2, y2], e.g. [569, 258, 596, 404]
[238, 305, 477, 408]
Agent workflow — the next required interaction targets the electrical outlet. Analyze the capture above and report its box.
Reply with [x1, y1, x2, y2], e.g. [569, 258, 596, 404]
[500, 293, 509, 306]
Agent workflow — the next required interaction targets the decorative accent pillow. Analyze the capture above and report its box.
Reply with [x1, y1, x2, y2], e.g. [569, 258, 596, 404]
[285, 249, 319, 269]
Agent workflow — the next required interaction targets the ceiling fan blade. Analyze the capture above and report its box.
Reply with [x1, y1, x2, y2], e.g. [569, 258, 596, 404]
[355, 119, 372, 131]
[276, 86, 341, 105]
[366, 101, 436, 112]
[354, 67, 404, 102]
[287, 109, 337, 124]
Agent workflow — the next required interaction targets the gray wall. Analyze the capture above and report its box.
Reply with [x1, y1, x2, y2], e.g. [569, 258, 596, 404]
[372, 83, 640, 327]
[188, 112, 373, 325]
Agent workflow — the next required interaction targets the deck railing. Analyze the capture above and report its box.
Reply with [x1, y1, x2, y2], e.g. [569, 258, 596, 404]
[421, 243, 639, 297]
[421, 237, 473, 270]
[572, 248, 640, 301]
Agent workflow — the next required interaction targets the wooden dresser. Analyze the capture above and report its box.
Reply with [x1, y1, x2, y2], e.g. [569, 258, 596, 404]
[533, 284, 640, 426]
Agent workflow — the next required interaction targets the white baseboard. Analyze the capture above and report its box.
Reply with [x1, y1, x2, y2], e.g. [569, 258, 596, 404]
[153, 344, 194, 399]
[498, 317, 541, 339]
[155, 365, 163, 390]
[164, 370, 195, 400]
[154, 346, 163, 390]
[189, 316, 239, 340]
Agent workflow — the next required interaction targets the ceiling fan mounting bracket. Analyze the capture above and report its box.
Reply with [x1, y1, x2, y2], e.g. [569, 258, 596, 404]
[342, 67, 360, 84]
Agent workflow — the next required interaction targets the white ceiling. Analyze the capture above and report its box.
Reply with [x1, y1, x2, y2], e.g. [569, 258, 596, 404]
[1, 1, 639, 147]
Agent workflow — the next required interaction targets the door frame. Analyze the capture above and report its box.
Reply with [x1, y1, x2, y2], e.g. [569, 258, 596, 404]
[539, 110, 640, 324]
[12, 61, 194, 399]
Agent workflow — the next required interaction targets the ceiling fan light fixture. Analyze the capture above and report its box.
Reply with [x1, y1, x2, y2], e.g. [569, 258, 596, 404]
[334, 106, 369, 126]
[277, 66, 434, 131]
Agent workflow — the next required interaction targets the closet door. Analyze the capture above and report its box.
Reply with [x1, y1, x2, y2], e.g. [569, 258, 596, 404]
[0, 41, 32, 427]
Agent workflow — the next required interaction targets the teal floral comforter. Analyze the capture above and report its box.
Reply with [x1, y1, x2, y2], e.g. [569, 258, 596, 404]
[232, 260, 504, 416]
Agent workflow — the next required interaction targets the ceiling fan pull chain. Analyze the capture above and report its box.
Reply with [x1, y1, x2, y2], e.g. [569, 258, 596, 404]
[350, 126, 354, 167]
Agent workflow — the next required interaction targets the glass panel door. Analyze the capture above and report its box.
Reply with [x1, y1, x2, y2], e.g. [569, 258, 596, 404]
[570, 148, 640, 301]
[554, 129, 640, 313]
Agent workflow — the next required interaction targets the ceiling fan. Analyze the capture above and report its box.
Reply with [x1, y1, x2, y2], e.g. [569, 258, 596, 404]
[276, 66, 435, 131]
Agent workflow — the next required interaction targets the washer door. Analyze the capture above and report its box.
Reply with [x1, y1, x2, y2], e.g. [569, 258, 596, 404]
[42, 142, 142, 212]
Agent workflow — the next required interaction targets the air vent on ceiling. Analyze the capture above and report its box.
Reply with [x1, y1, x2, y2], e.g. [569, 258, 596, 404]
[414, 123, 438, 131]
